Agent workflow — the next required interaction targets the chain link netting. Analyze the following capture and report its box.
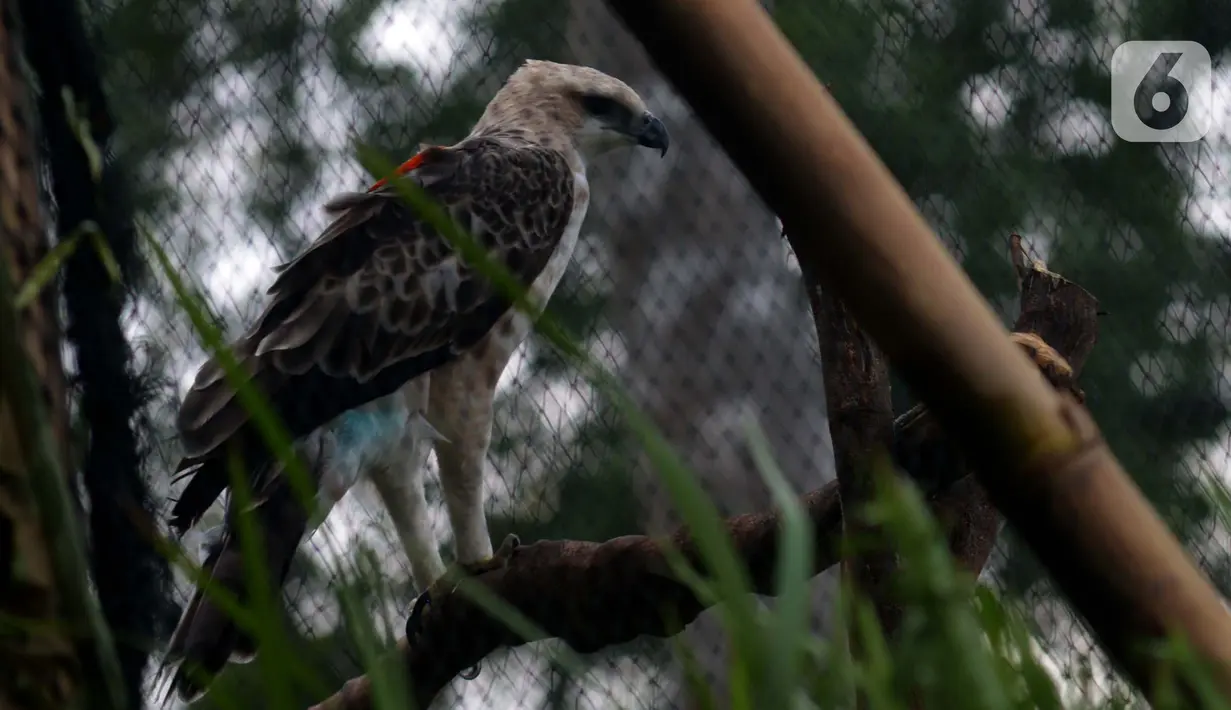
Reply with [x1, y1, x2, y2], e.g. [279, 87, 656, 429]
[62, 0, 1231, 706]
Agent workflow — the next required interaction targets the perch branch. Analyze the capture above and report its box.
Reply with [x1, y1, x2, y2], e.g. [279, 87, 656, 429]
[310, 241, 1098, 710]
[805, 252, 899, 702]
[600, 0, 1231, 701]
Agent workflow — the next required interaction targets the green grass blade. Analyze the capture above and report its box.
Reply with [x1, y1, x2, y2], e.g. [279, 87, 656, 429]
[865, 460, 1011, 710]
[849, 592, 903, 710]
[85, 226, 124, 286]
[138, 227, 321, 539]
[14, 233, 81, 309]
[607, 386, 764, 681]
[222, 447, 297, 710]
[1153, 633, 1231, 710]
[62, 88, 104, 180]
[743, 415, 813, 708]
[338, 549, 412, 710]
[137, 513, 330, 700]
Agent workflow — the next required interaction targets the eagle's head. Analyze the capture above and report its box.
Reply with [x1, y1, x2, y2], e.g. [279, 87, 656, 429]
[474, 59, 669, 160]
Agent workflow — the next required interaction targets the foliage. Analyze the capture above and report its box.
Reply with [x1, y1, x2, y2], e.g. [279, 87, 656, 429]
[775, 0, 1231, 634]
[59, 0, 1231, 705]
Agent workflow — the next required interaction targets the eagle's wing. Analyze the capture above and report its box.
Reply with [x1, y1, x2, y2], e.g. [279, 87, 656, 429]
[167, 138, 577, 534]
[162, 138, 577, 702]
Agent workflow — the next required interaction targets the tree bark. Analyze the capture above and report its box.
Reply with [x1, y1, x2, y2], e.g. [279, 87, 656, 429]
[808, 269, 895, 710]
[0, 2, 80, 706]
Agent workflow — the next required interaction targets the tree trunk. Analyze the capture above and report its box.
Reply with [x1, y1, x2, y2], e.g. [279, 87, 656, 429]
[0, 3, 81, 705]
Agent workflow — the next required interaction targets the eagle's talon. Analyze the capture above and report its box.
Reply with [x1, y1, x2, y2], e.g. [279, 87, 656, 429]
[460, 662, 482, 680]
[491, 533, 521, 563]
[458, 533, 522, 576]
[405, 590, 432, 640]
[405, 535, 521, 644]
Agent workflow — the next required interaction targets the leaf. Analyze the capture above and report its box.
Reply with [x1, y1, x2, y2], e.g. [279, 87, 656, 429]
[15, 235, 82, 309]
[87, 228, 124, 285]
[62, 87, 104, 181]
[744, 414, 813, 709]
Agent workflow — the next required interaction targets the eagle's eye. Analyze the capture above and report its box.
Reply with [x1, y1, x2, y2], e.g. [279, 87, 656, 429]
[579, 93, 632, 124]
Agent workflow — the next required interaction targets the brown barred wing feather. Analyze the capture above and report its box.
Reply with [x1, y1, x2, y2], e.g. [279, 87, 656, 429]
[167, 138, 576, 534]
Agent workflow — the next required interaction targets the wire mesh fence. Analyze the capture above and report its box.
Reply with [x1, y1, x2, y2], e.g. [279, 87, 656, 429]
[47, 0, 1231, 706]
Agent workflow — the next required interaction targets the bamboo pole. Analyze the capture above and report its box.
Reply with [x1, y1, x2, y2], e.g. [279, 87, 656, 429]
[602, 0, 1231, 702]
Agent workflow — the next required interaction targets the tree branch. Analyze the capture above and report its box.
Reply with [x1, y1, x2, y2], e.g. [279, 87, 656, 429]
[806, 253, 898, 708]
[309, 236, 1099, 710]
[602, 0, 1231, 701]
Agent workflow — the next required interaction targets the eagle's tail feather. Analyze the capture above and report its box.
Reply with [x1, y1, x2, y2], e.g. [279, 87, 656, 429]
[163, 483, 309, 704]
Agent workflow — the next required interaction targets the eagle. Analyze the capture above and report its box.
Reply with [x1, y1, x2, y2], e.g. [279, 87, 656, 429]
[161, 59, 670, 702]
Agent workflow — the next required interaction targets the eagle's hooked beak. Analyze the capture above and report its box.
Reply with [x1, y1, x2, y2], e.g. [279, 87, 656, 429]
[634, 112, 670, 156]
